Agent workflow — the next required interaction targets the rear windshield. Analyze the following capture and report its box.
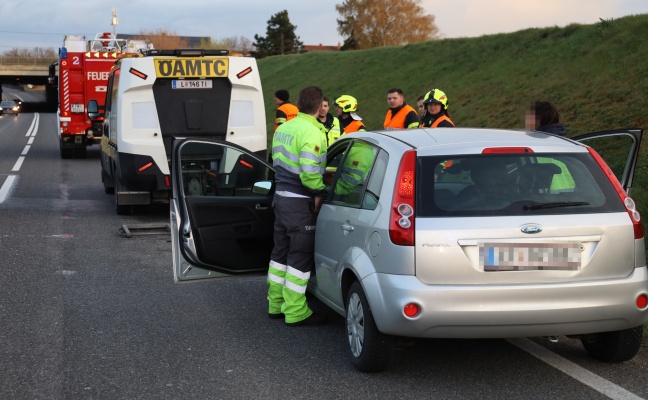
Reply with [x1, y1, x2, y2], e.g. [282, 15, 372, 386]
[417, 153, 624, 217]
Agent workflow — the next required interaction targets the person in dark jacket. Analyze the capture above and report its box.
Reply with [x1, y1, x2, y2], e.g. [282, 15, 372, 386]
[525, 101, 566, 136]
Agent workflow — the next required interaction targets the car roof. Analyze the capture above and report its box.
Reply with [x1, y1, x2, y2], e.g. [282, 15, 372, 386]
[351, 128, 585, 156]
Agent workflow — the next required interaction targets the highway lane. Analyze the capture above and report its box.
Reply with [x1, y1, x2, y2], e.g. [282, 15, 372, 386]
[0, 111, 646, 399]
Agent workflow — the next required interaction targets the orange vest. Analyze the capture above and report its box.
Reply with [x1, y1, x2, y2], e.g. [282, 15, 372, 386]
[344, 120, 365, 134]
[431, 115, 455, 128]
[274, 103, 299, 131]
[384, 104, 417, 129]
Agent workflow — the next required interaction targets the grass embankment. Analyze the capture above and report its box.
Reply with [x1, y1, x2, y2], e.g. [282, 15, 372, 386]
[258, 13, 648, 344]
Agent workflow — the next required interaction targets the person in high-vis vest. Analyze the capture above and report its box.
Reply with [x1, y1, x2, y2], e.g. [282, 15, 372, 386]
[384, 88, 419, 129]
[335, 95, 366, 134]
[419, 89, 455, 128]
[268, 85, 328, 327]
[317, 96, 341, 146]
[273, 89, 299, 132]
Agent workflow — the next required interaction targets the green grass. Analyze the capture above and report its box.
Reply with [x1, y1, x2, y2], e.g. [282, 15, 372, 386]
[258, 14, 648, 344]
[258, 13, 648, 260]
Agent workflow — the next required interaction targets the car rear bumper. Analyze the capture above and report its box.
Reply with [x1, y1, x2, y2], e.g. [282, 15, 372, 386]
[364, 266, 648, 338]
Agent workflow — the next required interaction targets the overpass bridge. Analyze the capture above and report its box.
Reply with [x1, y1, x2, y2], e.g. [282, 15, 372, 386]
[0, 56, 58, 108]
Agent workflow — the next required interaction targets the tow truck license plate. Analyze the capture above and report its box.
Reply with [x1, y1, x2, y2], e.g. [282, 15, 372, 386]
[71, 104, 84, 113]
[480, 242, 581, 271]
[172, 80, 212, 89]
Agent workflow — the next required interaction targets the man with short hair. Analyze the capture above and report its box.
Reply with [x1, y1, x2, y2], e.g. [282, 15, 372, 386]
[268, 86, 328, 327]
[317, 96, 341, 145]
[384, 88, 419, 129]
[273, 89, 299, 132]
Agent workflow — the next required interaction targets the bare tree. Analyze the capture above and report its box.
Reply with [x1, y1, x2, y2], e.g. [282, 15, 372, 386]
[134, 29, 189, 50]
[336, 0, 441, 49]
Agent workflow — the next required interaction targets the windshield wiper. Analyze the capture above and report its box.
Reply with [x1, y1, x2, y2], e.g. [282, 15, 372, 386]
[523, 201, 590, 210]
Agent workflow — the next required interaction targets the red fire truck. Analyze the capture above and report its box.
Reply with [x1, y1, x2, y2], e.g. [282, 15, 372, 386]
[55, 32, 149, 158]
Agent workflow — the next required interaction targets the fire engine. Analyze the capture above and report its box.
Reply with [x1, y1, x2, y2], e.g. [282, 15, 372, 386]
[55, 32, 151, 159]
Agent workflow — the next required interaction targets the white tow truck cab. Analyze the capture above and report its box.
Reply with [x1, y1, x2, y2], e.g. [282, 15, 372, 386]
[100, 48, 267, 214]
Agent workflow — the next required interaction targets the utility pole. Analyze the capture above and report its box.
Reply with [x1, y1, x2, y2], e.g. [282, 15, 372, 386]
[112, 7, 118, 37]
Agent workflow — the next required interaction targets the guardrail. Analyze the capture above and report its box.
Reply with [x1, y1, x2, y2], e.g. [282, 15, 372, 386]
[0, 56, 55, 66]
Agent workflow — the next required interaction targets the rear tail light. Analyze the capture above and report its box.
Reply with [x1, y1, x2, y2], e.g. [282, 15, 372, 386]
[389, 150, 416, 246]
[403, 303, 420, 318]
[637, 294, 648, 309]
[587, 147, 643, 239]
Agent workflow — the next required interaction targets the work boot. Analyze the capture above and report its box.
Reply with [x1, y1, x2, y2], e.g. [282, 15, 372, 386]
[285, 312, 327, 327]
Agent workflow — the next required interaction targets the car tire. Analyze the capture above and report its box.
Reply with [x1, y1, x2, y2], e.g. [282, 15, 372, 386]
[346, 281, 395, 372]
[581, 325, 644, 362]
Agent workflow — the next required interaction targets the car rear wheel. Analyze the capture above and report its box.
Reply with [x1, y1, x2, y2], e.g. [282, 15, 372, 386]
[581, 325, 644, 362]
[346, 281, 394, 372]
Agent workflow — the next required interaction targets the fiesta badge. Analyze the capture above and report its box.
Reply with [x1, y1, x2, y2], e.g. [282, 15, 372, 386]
[521, 224, 542, 234]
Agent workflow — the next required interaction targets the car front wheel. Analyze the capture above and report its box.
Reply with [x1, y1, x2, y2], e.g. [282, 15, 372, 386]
[581, 325, 644, 362]
[346, 281, 394, 372]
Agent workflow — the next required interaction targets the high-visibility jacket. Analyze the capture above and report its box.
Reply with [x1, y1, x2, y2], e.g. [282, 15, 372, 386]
[334, 141, 375, 196]
[384, 104, 419, 129]
[272, 113, 327, 197]
[340, 115, 366, 134]
[419, 113, 455, 128]
[319, 113, 342, 145]
[274, 102, 299, 131]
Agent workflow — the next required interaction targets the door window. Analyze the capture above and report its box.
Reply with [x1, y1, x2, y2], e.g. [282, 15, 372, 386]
[329, 141, 379, 208]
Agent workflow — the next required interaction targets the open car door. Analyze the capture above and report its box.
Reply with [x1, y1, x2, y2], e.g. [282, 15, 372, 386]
[573, 128, 643, 194]
[171, 139, 275, 282]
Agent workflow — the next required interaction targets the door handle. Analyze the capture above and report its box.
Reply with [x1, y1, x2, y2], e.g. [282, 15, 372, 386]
[341, 223, 354, 232]
[255, 203, 269, 210]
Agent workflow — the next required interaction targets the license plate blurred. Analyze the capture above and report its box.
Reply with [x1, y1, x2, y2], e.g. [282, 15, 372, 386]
[172, 80, 212, 89]
[479, 242, 581, 271]
[71, 104, 84, 113]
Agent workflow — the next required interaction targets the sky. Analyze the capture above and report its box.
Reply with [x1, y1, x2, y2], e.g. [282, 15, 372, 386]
[1, 0, 647, 50]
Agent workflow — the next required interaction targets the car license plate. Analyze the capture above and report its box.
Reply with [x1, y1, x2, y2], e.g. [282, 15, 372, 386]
[479, 242, 581, 271]
[172, 80, 213, 89]
[71, 104, 84, 113]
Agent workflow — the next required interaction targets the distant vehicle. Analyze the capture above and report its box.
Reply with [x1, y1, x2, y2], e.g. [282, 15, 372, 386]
[100, 48, 267, 215]
[0, 100, 19, 116]
[169, 127, 646, 372]
[55, 32, 151, 159]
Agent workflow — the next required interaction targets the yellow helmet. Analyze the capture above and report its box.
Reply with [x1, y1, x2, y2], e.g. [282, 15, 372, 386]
[423, 89, 448, 110]
[335, 95, 358, 113]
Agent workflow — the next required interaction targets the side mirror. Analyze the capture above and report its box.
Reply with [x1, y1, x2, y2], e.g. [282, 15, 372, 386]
[87, 100, 103, 119]
[252, 181, 273, 195]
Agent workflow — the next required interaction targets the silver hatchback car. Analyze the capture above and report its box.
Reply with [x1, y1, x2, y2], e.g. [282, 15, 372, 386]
[170, 127, 647, 372]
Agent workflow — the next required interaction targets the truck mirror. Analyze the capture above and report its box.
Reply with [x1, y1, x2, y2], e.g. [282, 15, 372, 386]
[87, 100, 102, 119]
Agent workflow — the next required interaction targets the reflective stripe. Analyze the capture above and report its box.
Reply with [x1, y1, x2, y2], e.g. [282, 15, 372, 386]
[299, 151, 321, 163]
[270, 260, 287, 271]
[273, 146, 300, 163]
[286, 266, 310, 280]
[340, 173, 359, 185]
[267, 273, 285, 284]
[273, 158, 301, 174]
[284, 279, 308, 294]
[302, 164, 323, 173]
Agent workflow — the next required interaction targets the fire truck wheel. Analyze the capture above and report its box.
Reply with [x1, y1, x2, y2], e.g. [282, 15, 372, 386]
[61, 148, 73, 159]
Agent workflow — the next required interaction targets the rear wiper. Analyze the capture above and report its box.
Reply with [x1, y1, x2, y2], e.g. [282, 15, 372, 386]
[524, 201, 589, 210]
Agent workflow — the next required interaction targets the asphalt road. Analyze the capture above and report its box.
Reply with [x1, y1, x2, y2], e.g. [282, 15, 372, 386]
[1, 91, 647, 399]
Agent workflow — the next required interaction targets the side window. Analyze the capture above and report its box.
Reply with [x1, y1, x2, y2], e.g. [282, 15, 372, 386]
[330, 141, 378, 208]
[361, 150, 388, 210]
[179, 142, 270, 197]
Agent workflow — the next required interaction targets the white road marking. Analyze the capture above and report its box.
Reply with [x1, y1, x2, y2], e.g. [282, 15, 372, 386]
[25, 113, 39, 137]
[21, 145, 31, 156]
[0, 175, 17, 203]
[508, 338, 645, 400]
[11, 157, 25, 172]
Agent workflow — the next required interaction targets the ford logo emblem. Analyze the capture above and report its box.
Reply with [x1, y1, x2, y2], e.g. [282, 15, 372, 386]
[521, 225, 542, 234]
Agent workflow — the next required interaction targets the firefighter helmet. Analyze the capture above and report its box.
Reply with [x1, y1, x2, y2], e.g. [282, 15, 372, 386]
[423, 89, 448, 110]
[335, 95, 358, 113]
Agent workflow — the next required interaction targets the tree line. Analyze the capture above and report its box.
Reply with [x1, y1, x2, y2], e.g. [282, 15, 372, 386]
[2, 0, 440, 58]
